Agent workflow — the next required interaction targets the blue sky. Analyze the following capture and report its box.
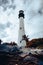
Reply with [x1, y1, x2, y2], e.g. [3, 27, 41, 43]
[0, 0, 43, 44]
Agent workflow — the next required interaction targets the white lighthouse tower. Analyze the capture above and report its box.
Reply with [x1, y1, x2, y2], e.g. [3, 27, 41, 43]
[18, 10, 26, 47]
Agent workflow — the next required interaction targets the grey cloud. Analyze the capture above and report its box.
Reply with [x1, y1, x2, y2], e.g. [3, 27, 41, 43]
[30, 31, 43, 39]
[8, 5, 16, 9]
[0, 31, 8, 38]
[24, 0, 43, 39]
[2, 0, 8, 4]
[38, 8, 43, 14]
[0, 0, 8, 6]
[11, 0, 15, 3]
[24, 0, 43, 20]
[12, 5, 16, 9]
[6, 22, 12, 27]
[0, 0, 2, 5]
[28, 10, 37, 20]
[0, 22, 11, 31]
[39, 0, 43, 14]
[0, 24, 6, 30]
[0, 0, 9, 11]
[0, 0, 16, 11]
[3, 6, 7, 11]
[0, 22, 12, 38]
[23, 0, 32, 5]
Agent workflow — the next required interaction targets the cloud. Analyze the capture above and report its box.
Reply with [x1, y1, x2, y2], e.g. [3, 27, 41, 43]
[22, 0, 43, 40]
[0, 22, 11, 30]
[0, 0, 43, 44]
[0, 22, 12, 39]
[0, 0, 8, 5]
[0, 0, 16, 11]
[0, 31, 8, 38]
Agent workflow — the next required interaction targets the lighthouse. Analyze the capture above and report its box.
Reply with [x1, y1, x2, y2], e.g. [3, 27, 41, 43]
[18, 10, 26, 47]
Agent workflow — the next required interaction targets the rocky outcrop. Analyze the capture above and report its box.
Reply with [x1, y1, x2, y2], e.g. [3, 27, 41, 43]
[26, 38, 43, 48]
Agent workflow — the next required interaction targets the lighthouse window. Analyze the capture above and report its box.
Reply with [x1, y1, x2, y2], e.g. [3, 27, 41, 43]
[20, 27, 22, 29]
[20, 41, 21, 43]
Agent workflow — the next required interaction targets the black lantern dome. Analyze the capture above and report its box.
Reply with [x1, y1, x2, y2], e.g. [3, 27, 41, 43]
[18, 10, 24, 18]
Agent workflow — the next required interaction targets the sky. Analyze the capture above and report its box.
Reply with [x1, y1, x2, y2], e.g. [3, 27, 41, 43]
[0, 0, 43, 44]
